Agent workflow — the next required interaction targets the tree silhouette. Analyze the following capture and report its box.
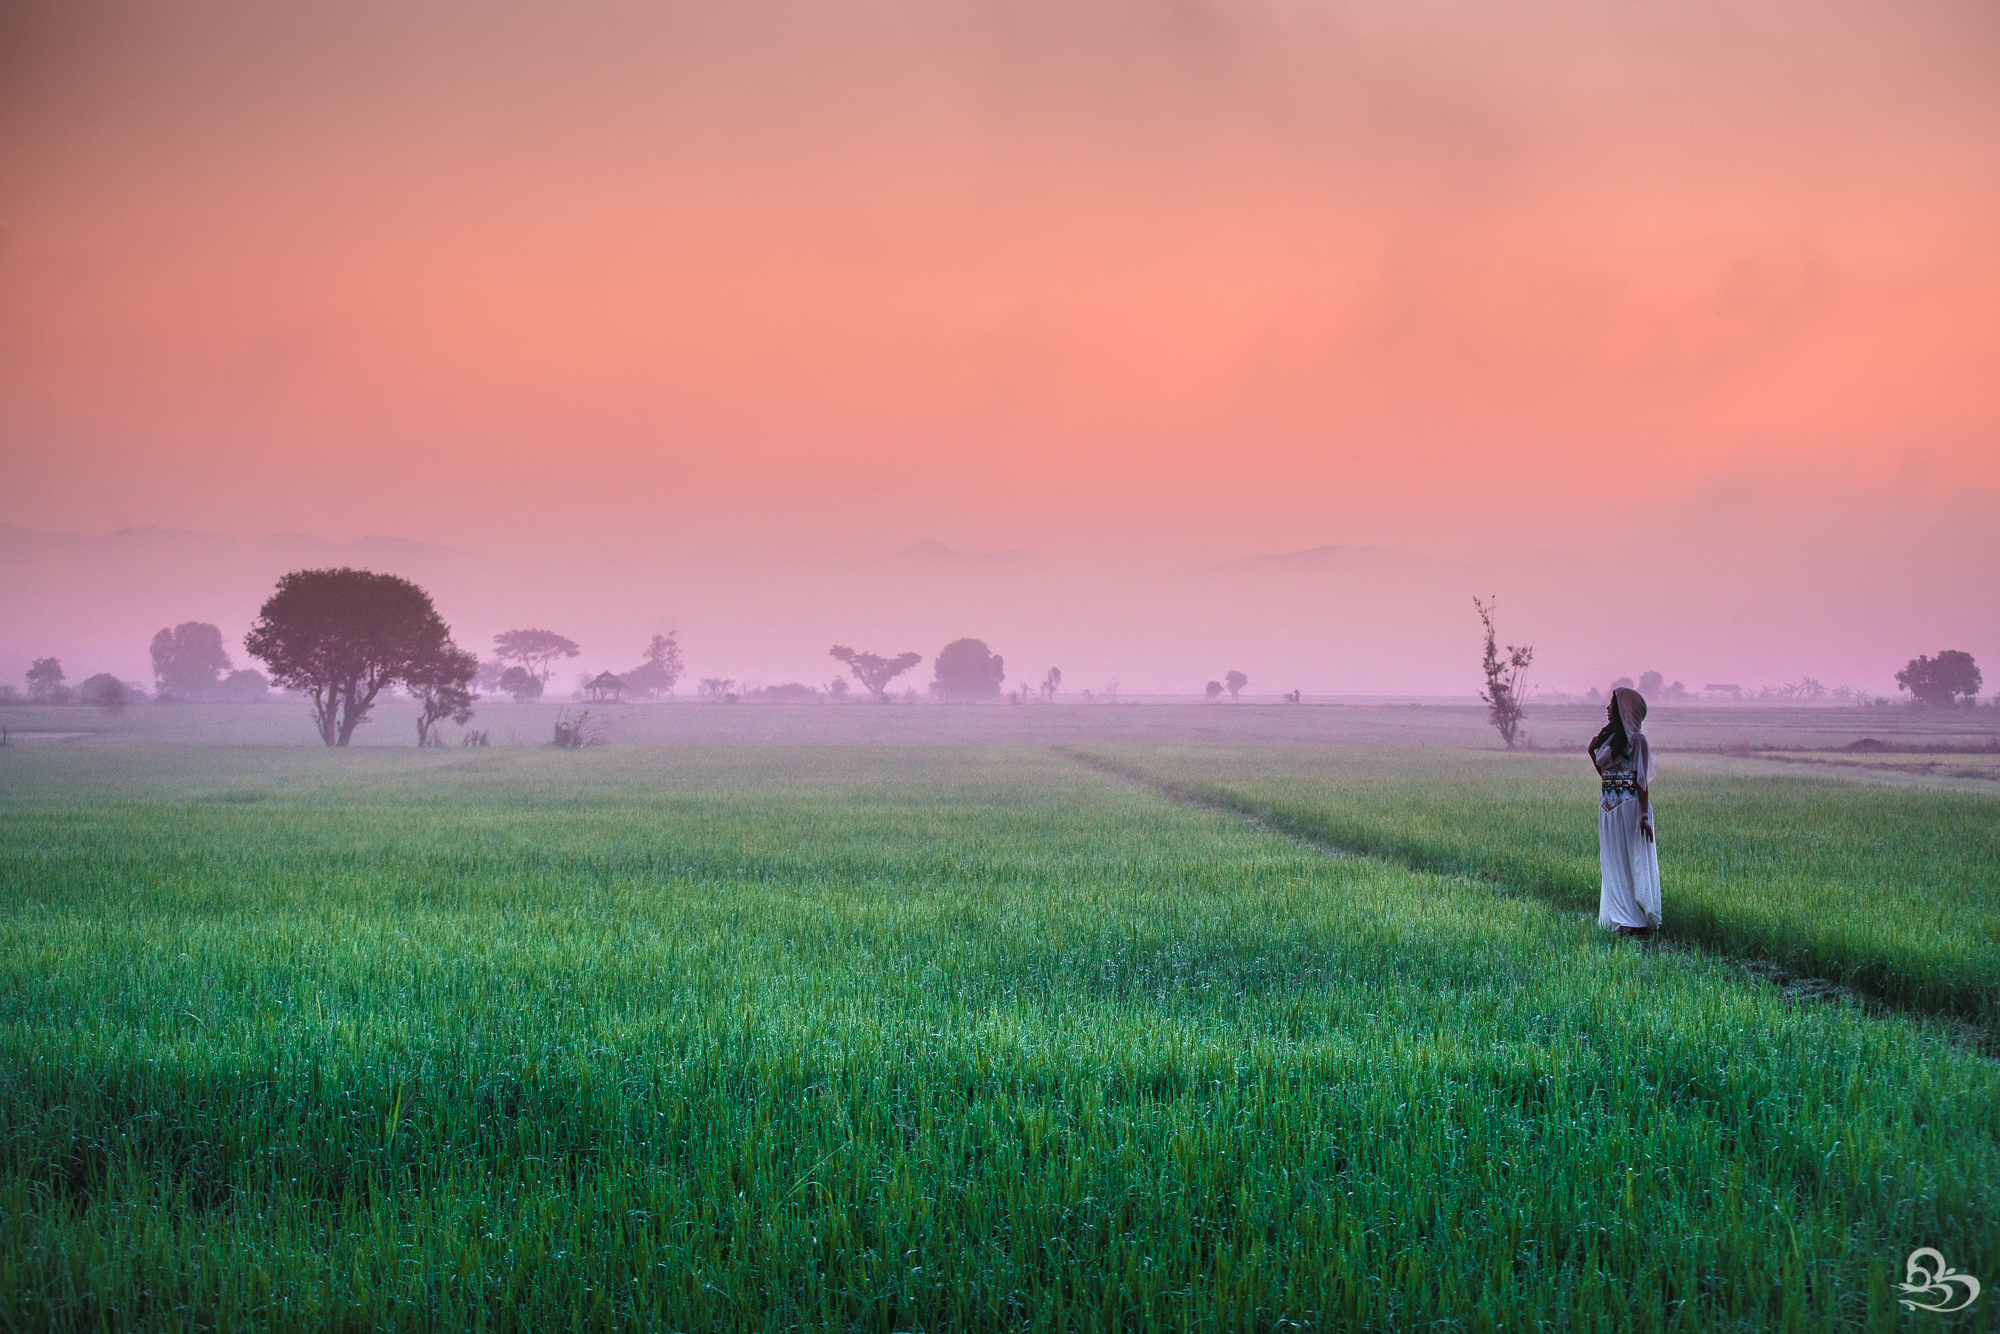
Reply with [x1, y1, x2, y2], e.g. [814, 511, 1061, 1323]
[499, 667, 543, 703]
[1205, 680, 1224, 701]
[150, 622, 232, 700]
[25, 657, 68, 703]
[932, 639, 1004, 702]
[1473, 595, 1534, 749]
[410, 646, 479, 746]
[245, 568, 465, 746]
[492, 629, 580, 684]
[1896, 650, 1981, 707]
[77, 673, 126, 708]
[1224, 670, 1248, 700]
[831, 645, 922, 703]
[624, 633, 684, 698]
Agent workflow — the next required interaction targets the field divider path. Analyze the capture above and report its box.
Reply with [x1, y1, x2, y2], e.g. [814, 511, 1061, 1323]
[1056, 744, 2000, 1057]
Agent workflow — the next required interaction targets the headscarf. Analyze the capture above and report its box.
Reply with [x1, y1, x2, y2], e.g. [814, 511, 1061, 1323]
[1590, 687, 1653, 771]
[1613, 686, 1647, 740]
[1609, 686, 1654, 790]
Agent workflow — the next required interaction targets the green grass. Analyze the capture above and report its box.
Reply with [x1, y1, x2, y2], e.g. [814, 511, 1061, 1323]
[0, 745, 1996, 1331]
[1078, 746, 2000, 1033]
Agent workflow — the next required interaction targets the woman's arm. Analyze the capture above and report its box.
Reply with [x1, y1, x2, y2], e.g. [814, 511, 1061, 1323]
[1635, 733, 1654, 841]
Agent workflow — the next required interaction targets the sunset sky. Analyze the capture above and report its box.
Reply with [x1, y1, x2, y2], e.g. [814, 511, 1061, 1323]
[2, 0, 1996, 691]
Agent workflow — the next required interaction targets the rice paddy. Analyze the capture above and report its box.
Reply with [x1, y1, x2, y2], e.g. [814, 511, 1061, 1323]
[1077, 746, 2000, 1032]
[1, 736, 1996, 1331]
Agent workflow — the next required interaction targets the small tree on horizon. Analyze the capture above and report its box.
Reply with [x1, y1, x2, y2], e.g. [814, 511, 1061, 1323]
[498, 666, 543, 703]
[1040, 667, 1062, 702]
[932, 639, 1005, 703]
[1205, 680, 1224, 702]
[245, 568, 468, 746]
[492, 629, 580, 684]
[26, 657, 69, 703]
[831, 645, 922, 703]
[150, 622, 232, 700]
[410, 646, 479, 746]
[77, 673, 126, 709]
[1896, 650, 1981, 707]
[1224, 670, 1248, 700]
[1473, 595, 1534, 749]
[624, 632, 685, 698]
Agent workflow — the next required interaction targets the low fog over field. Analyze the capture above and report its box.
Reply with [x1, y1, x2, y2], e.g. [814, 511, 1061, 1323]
[4, 507, 1994, 701]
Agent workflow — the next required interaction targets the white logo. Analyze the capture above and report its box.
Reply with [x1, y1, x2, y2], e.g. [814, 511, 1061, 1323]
[1897, 1248, 1980, 1313]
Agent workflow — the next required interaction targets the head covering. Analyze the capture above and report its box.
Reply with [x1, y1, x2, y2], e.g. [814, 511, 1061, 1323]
[1610, 687, 1655, 790]
[1613, 686, 1647, 738]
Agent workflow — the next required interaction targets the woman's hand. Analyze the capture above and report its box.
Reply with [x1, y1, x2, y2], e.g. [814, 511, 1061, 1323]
[1640, 816, 1655, 844]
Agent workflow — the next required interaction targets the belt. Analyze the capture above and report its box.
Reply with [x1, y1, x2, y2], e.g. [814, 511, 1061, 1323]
[1601, 775, 1640, 794]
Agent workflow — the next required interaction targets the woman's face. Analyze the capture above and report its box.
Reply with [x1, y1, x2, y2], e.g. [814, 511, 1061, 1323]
[1607, 698, 1619, 725]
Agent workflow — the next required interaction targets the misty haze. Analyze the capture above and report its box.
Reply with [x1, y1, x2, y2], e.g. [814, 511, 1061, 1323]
[2, 1, 1995, 1329]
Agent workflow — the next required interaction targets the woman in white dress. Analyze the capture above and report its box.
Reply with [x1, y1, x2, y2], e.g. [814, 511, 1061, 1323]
[1590, 686, 1660, 935]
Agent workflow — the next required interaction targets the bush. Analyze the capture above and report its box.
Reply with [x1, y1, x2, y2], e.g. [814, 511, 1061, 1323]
[550, 709, 607, 749]
[77, 674, 126, 709]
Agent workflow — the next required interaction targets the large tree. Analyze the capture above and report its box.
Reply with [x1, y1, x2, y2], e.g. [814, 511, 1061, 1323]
[492, 629, 580, 683]
[1224, 670, 1248, 700]
[932, 638, 1004, 702]
[245, 568, 465, 746]
[1896, 650, 1981, 707]
[150, 622, 232, 700]
[409, 646, 479, 746]
[830, 645, 922, 703]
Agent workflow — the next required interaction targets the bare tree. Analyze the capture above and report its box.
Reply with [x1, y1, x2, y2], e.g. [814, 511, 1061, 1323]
[1473, 595, 1533, 749]
[698, 677, 736, 703]
[830, 645, 921, 703]
[1040, 667, 1062, 702]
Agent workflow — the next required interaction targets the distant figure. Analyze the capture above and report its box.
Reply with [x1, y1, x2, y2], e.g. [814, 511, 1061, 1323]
[1590, 686, 1659, 935]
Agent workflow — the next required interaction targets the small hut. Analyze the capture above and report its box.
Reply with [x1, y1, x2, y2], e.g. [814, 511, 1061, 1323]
[585, 671, 627, 702]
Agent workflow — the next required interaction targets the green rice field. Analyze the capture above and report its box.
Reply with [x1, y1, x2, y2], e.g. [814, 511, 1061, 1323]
[1, 727, 1996, 1330]
[1077, 747, 2000, 1033]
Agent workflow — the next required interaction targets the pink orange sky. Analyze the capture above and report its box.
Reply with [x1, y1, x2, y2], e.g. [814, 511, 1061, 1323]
[1, 0, 1996, 693]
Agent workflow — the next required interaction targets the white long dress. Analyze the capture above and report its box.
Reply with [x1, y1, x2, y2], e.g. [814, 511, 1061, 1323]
[1595, 733, 1661, 929]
